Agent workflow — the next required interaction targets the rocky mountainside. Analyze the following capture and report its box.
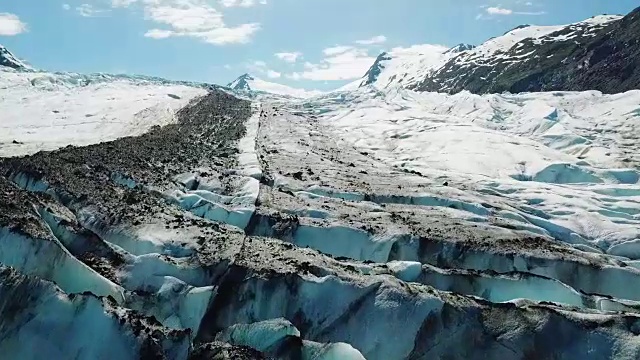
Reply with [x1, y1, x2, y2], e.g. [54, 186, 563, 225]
[415, 6, 640, 94]
[0, 44, 32, 70]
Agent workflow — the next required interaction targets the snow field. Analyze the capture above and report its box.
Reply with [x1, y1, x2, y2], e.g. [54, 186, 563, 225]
[0, 70, 207, 157]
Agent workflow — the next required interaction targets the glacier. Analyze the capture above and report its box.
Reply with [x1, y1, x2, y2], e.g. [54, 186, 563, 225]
[3, 74, 640, 359]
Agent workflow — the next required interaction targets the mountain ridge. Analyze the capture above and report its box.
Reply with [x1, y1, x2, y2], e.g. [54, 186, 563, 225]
[413, 9, 640, 94]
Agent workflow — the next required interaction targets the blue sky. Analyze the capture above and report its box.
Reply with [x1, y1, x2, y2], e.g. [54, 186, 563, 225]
[1, 0, 638, 90]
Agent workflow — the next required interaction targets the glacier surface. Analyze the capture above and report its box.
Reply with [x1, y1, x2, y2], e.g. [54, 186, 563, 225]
[2, 49, 640, 359]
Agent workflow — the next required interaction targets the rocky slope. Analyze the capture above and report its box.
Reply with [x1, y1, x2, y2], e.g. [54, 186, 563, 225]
[415, 7, 640, 94]
[0, 45, 31, 70]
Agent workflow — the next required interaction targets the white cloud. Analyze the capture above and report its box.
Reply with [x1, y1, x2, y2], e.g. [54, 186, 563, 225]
[355, 35, 387, 45]
[111, 0, 138, 7]
[0, 13, 27, 36]
[484, 6, 545, 16]
[266, 69, 281, 78]
[322, 45, 354, 56]
[244, 59, 281, 79]
[62, 4, 71, 10]
[285, 42, 448, 83]
[144, 2, 260, 45]
[76, 4, 111, 17]
[390, 44, 449, 56]
[486, 7, 513, 15]
[275, 51, 302, 63]
[110, 0, 263, 45]
[219, 0, 267, 7]
[518, 10, 545, 15]
[290, 46, 375, 81]
[144, 28, 173, 39]
[286, 72, 302, 81]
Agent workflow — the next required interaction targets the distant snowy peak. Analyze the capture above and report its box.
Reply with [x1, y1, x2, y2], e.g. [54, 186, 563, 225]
[227, 73, 322, 99]
[0, 45, 32, 71]
[228, 73, 253, 92]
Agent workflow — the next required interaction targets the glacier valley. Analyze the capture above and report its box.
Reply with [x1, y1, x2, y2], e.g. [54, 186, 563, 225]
[2, 7, 640, 360]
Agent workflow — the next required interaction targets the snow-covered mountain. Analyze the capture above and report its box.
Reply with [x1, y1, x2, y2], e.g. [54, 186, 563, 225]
[344, 7, 640, 95]
[228, 73, 322, 98]
[345, 43, 474, 90]
[415, 9, 640, 94]
[0, 44, 32, 70]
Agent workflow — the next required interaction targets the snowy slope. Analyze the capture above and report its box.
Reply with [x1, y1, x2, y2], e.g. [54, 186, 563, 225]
[228, 73, 322, 98]
[298, 86, 640, 259]
[0, 70, 207, 157]
[0, 44, 32, 70]
[449, 15, 620, 67]
[353, 44, 471, 89]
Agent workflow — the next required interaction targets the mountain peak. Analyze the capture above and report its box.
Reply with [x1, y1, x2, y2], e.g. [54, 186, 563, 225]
[228, 73, 255, 91]
[0, 44, 32, 71]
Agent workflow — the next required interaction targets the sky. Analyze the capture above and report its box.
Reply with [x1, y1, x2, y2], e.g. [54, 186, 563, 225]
[1, 0, 638, 90]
